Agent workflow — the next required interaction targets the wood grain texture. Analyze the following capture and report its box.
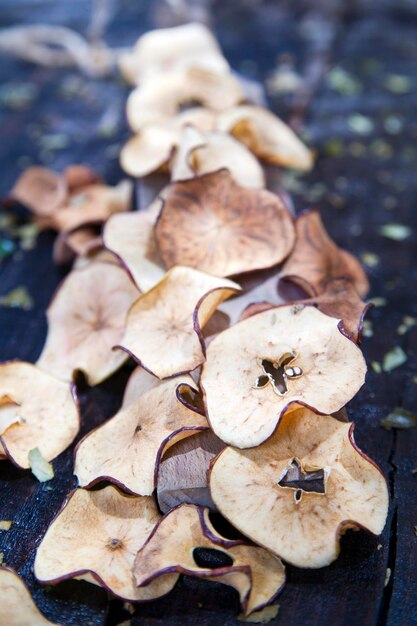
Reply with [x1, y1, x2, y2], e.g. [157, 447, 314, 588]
[0, 1, 416, 625]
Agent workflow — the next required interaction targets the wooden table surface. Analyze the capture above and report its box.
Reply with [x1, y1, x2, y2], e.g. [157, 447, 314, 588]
[0, 1, 416, 625]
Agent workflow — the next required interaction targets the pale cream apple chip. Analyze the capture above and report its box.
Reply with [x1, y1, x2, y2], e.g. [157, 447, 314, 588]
[0, 568, 61, 626]
[121, 365, 161, 410]
[120, 108, 216, 177]
[126, 68, 244, 132]
[209, 407, 389, 568]
[37, 261, 139, 386]
[217, 105, 313, 171]
[103, 198, 165, 293]
[155, 170, 295, 277]
[34, 486, 178, 601]
[201, 305, 367, 448]
[74, 375, 207, 495]
[119, 22, 230, 85]
[117, 265, 240, 379]
[0, 362, 79, 468]
[171, 128, 265, 188]
[280, 210, 369, 298]
[134, 504, 285, 616]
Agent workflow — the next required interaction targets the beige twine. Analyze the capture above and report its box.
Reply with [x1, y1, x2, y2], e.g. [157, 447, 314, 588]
[0, 0, 127, 77]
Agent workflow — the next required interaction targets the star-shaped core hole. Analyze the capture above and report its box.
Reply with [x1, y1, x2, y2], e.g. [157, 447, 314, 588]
[254, 352, 303, 396]
[278, 458, 326, 503]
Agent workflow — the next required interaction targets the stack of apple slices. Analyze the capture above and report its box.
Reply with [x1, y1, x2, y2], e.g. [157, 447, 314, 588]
[0, 23, 388, 625]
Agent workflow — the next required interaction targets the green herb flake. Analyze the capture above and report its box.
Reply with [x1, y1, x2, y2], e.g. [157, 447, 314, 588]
[384, 115, 404, 135]
[371, 361, 382, 373]
[397, 316, 417, 335]
[348, 113, 374, 135]
[323, 138, 344, 158]
[16, 223, 40, 251]
[0, 82, 38, 110]
[0, 553, 4, 565]
[362, 320, 374, 338]
[368, 297, 387, 307]
[327, 67, 362, 96]
[28, 448, 54, 482]
[0, 520, 12, 531]
[379, 223, 412, 241]
[361, 252, 380, 268]
[0, 287, 33, 310]
[238, 604, 280, 624]
[384, 74, 412, 94]
[381, 407, 417, 430]
[382, 346, 407, 372]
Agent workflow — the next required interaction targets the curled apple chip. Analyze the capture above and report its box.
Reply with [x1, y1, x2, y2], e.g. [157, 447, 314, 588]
[74, 375, 207, 495]
[119, 22, 230, 85]
[48, 180, 132, 233]
[126, 68, 244, 132]
[121, 365, 161, 410]
[103, 198, 165, 293]
[34, 485, 179, 601]
[210, 407, 389, 568]
[280, 210, 369, 298]
[0, 567, 61, 626]
[171, 128, 265, 188]
[0, 362, 79, 468]
[217, 105, 313, 171]
[155, 170, 295, 277]
[134, 504, 285, 616]
[240, 278, 371, 343]
[121, 108, 216, 177]
[6, 166, 67, 217]
[117, 265, 240, 379]
[53, 226, 103, 265]
[37, 261, 139, 386]
[201, 305, 367, 448]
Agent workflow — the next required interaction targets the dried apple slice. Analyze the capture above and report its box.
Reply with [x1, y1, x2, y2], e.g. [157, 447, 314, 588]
[121, 365, 161, 410]
[74, 375, 207, 495]
[47, 180, 132, 233]
[240, 278, 371, 343]
[6, 166, 67, 217]
[126, 68, 244, 132]
[53, 225, 103, 265]
[171, 128, 265, 188]
[155, 170, 295, 277]
[103, 198, 165, 292]
[209, 407, 389, 568]
[217, 105, 313, 171]
[201, 305, 367, 448]
[119, 22, 230, 85]
[280, 210, 369, 298]
[37, 261, 139, 386]
[0, 568, 61, 626]
[117, 265, 240, 379]
[121, 108, 216, 177]
[64, 164, 101, 190]
[34, 485, 178, 601]
[0, 362, 79, 468]
[134, 504, 285, 616]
